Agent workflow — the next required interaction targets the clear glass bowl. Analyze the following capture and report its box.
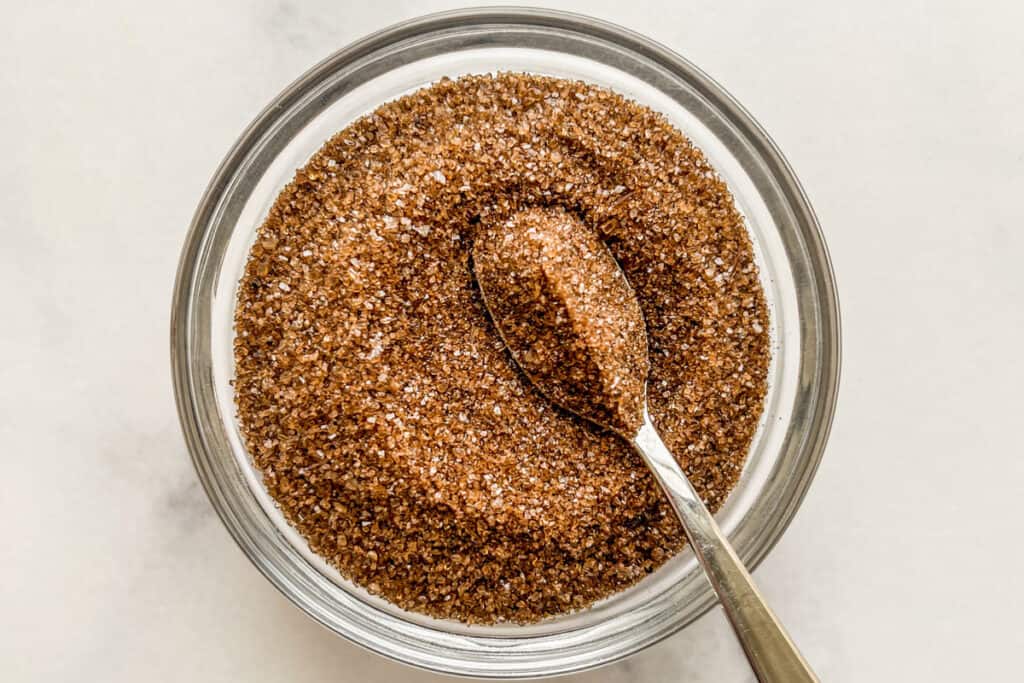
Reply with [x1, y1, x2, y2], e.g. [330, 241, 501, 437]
[170, 8, 840, 678]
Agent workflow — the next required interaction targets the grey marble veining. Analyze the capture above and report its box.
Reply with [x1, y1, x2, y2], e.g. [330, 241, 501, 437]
[2, 1, 1023, 681]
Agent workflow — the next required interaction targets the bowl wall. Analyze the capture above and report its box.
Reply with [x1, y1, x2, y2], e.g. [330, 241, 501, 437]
[171, 8, 840, 678]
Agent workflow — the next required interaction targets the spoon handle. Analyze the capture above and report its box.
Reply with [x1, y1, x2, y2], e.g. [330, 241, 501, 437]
[632, 411, 818, 683]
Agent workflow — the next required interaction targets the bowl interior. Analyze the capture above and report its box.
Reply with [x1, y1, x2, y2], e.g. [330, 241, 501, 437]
[173, 9, 838, 678]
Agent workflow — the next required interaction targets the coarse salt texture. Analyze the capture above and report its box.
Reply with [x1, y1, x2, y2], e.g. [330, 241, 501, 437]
[233, 73, 770, 624]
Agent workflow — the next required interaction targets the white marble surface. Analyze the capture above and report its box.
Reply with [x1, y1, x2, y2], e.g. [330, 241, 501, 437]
[3, 1, 1023, 680]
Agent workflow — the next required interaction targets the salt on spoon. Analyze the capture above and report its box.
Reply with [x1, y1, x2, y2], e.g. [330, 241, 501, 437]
[474, 207, 818, 683]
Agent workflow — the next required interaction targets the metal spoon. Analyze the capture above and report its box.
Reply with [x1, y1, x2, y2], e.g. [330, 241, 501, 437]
[473, 209, 817, 682]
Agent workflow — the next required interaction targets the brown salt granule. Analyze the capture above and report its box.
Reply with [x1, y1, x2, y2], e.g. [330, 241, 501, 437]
[474, 207, 648, 436]
[233, 73, 770, 624]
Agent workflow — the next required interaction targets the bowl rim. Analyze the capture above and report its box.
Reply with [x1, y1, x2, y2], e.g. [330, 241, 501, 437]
[171, 6, 841, 678]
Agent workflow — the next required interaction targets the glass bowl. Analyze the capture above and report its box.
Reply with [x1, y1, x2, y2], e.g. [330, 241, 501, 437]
[170, 8, 840, 678]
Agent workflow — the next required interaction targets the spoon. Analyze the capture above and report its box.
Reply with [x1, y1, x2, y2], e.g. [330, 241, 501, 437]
[473, 207, 817, 682]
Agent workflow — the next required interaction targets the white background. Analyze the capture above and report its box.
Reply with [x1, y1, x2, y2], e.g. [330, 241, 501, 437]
[2, 1, 1022, 681]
